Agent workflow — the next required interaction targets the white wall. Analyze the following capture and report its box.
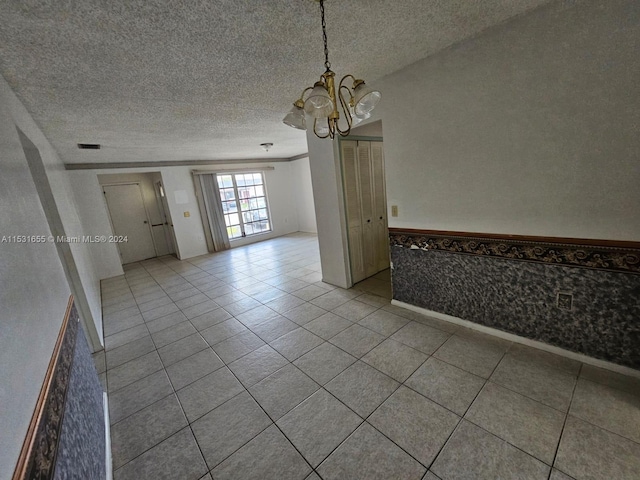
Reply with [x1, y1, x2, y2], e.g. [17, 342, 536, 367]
[351, 120, 384, 138]
[0, 86, 72, 479]
[306, 132, 351, 288]
[376, 0, 640, 240]
[159, 166, 209, 257]
[0, 76, 103, 350]
[69, 171, 125, 279]
[290, 157, 318, 233]
[70, 162, 302, 275]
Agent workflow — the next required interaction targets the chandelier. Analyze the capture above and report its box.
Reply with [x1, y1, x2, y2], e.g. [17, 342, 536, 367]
[282, 0, 381, 138]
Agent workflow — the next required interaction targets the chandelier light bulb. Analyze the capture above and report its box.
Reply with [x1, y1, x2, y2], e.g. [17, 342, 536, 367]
[315, 117, 330, 136]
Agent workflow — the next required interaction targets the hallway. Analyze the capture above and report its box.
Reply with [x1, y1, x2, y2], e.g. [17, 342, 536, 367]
[95, 233, 640, 480]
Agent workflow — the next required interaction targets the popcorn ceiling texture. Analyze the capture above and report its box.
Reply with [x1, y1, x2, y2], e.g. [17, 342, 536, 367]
[0, 0, 552, 164]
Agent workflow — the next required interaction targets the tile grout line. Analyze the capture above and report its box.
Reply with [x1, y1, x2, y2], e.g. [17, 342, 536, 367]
[431, 346, 592, 473]
[105, 283, 583, 432]
[113, 260, 211, 477]
[104, 247, 330, 473]
[418, 344, 511, 470]
[107, 291, 460, 425]
[107, 318, 618, 470]
[204, 355, 319, 477]
[547, 362, 582, 479]
[108, 236, 628, 479]
[424, 348, 510, 473]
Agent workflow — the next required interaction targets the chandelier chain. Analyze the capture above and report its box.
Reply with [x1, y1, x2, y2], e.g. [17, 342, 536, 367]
[319, 0, 331, 70]
[282, 0, 380, 137]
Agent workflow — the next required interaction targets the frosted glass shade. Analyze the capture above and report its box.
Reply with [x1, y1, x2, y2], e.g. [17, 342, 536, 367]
[353, 83, 381, 116]
[304, 84, 334, 118]
[282, 105, 306, 130]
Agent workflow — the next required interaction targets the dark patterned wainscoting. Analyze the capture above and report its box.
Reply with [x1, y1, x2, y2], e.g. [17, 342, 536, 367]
[54, 316, 106, 480]
[390, 229, 640, 370]
[13, 297, 106, 480]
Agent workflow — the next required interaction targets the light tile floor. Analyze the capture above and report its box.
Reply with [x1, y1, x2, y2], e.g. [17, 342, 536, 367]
[94, 233, 640, 480]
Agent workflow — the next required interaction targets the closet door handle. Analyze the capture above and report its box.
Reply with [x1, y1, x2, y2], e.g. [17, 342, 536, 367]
[367, 219, 371, 223]
[379, 216, 383, 220]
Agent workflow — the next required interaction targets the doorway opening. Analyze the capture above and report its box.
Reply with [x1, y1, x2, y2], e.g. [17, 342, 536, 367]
[99, 172, 176, 265]
[339, 120, 391, 294]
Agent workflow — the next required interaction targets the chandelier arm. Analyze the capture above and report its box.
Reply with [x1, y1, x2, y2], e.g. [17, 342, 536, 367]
[338, 83, 354, 110]
[299, 86, 315, 101]
[336, 86, 353, 136]
[338, 74, 356, 90]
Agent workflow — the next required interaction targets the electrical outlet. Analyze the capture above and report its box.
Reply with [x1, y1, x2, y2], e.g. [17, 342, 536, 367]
[391, 205, 398, 217]
[557, 292, 573, 310]
[183, 211, 190, 217]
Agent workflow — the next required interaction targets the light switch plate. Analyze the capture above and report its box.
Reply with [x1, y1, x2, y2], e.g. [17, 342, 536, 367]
[391, 205, 398, 217]
[183, 211, 190, 217]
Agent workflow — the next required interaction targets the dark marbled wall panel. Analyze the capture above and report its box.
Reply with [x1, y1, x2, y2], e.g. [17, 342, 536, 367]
[53, 325, 106, 480]
[391, 246, 640, 369]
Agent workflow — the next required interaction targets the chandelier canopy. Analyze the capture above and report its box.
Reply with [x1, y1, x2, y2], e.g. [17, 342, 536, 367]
[283, 0, 381, 139]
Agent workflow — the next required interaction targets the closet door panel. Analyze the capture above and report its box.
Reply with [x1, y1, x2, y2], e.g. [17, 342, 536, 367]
[341, 139, 388, 285]
[371, 142, 390, 271]
[357, 143, 376, 279]
[342, 141, 365, 283]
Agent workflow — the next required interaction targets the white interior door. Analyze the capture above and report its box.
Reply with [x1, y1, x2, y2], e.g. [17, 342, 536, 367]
[103, 184, 157, 264]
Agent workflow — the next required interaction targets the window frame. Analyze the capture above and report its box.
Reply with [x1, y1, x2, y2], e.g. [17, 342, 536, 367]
[217, 172, 272, 240]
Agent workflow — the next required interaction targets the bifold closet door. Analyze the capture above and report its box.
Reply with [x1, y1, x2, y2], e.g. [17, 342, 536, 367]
[356, 143, 377, 280]
[342, 141, 366, 282]
[341, 140, 389, 284]
[371, 142, 389, 272]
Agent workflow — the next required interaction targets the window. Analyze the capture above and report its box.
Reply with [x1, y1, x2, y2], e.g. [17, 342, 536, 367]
[217, 173, 271, 239]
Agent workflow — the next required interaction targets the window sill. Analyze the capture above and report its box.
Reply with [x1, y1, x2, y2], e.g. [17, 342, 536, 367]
[229, 230, 273, 242]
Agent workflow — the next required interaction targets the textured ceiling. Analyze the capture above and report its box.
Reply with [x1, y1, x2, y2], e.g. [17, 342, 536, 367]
[0, 0, 552, 164]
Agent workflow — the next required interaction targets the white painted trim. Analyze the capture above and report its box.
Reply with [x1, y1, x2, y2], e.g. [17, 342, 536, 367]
[192, 166, 275, 175]
[391, 300, 640, 380]
[103, 392, 113, 480]
[65, 157, 295, 170]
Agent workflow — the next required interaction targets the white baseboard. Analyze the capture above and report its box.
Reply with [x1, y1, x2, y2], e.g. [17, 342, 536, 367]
[391, 300, 640, 380]
[103, 392, 113, 480]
